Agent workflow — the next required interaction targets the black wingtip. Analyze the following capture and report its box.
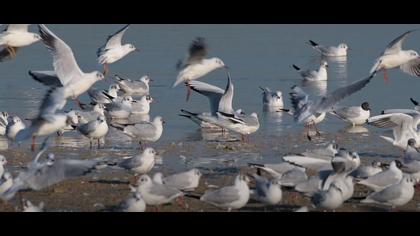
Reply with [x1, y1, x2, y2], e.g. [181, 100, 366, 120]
[308, 40, 318, 47]
[292, 65, 300, 71]
[410, 98, 419, 106]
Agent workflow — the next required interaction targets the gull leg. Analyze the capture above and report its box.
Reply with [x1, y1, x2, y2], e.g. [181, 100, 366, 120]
[97, 139, 101, 149]
[305, 124, 312, 141]
[383, 69, 389, 83]
[175, 196, 186, 210]
[103, 64, 109, 77]
[31, 136, 36, 152]
[313, 121, 321, 137]
[186, 85, 192, 102]
[89, 140, 93, 149]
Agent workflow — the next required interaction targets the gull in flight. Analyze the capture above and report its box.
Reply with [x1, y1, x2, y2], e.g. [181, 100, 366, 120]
[97, 24, 140, 76]
[28, 24, 105, 109]
[307, 40, 349, 57]
[174, 37, 228, 101]
[370, 30, 420, 81]
[0, 24, 40, 61]
[292, 60, 328, 81]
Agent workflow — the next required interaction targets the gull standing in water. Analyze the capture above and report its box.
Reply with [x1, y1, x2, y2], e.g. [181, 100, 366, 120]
[28, 24, 105, 109]
[97, 24, 140, 76]
[370, 30, 420, 81]
[114, 75, 152, 96]
[174, 37, 228, 101]
[307, 40, 349, 57]
[260, 87, 284, 111]
[287, 73, 375, 140]
[200, 174, 250, 212]
[88, 84, 120, 105]
[292, 60, 328, 81]
[0, 24, 41, 61]
[330, 102, 371, 126]
[77, 115, 109, 149]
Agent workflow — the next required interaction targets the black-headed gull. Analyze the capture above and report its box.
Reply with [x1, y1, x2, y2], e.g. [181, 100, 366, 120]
[330, 102, 371, 126]
[361, 176, 415, 209]
[292, 60, 328, 81]
[111, 148, 157, 179]
[174, 37, 228, 101]
[367, 113, 420, 149]
[200, 174, 250, 212]
[110, 116, 164, 149]
[118, 191, 146, 212]
[0, 24, 40, 61]
[357, 160, 403, 192]
[260, 87, 284, 111]
[308, 40, 349, 57]
[350, 161, 384, 179]
[77, 115, 109, 149]
[97, 24, 139, 76]
[370, 30, 420, 81]
[88, 84, 120, 105]
[131, 95, 153, 115]
[6, 116, 26, 140]
[250, 174, 282, 205]
[287, 73, 375, 140]
[114, 75, 152, 96]
[28, 24, 105, 108]
[152, 168, 202, 192]
[311, 183, 344, 210]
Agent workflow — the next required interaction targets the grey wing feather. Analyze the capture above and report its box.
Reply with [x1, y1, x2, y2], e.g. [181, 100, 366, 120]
[201, 186, 240, 204]
[383, 30, 415, 55]
[38, 87, 67, 117]
[98, 24, 130, 55]
[400, 58, 420, 77]
[185, 37, 208, 66]
[118, 156, 142, 169]
[150, 184, 181, 198]
[368, 184, 402, 202]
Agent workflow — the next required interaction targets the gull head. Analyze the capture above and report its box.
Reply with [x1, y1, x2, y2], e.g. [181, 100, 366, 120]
[0, 155, 7, 166]
[2, 172, 11, 180]
[210, 57, 228, 70]
[94, 72, 105, 81]
[407, 50, 419, 59]
[126, 43, 140, 53]
[361, 102, 371, 111]
[97, 115, 106, 123]
[143, 147, 156, 157]
[275, 91, 283, 99]
[327, 142, 339, 154]
[138, 175, 152, 186]
[47, 153, 55, 166]
[192, 168, 202, 177]
[372, 161, 382, 168]
[320, 60, 328, 68]
[94, 104, 106, 113]
[31, 33, 42, 44]
[250, 112, 258, 119]
[338, 43, 349, 50]
[408, 138, 417, 147]
[109, 84, 120, 91]
[236, 174, 251, 185]
[12, 116, 22, 124]
[140, 75, 152, 84]
[66, 112, 79, 127]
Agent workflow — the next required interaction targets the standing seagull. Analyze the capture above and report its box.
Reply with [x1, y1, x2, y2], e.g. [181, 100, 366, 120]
[77, 115, 109, 149]
[174, 37, 228, 101]
[0, 24, 41, 61]
[370, 30, 420, 81]
[97, 24, 140, 76]
[308, 40, 349, 57]
[28, 24, 105, 108]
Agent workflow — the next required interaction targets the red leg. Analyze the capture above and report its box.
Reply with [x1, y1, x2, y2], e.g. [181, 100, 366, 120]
[384, 69, 389, 83]
[97, 139, 100, 149]
[186, 85, 192, 102]
[176, 196, 186, 209]
[31, 136, 36, 151]
[103, 64, 109, 77]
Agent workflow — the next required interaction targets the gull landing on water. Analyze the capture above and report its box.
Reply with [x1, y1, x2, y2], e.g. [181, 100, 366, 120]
[0, 24, 41, 62]
[174, 37, 229, 101]
[97, 24, 140, 76]
[370, 30, 420, 82]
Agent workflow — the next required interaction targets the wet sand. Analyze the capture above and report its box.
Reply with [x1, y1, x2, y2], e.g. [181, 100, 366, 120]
[0, 127, 418, 212]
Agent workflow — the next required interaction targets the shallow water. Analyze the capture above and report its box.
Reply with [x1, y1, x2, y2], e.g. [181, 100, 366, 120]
[1, 24, 420, 173]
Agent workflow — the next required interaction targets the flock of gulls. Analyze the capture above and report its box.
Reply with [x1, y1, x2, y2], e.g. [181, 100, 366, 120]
[0, 24, 420, 212]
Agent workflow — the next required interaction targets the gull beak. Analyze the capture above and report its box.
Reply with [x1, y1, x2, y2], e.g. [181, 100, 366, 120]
[135, 48, 141, 52]
[224, 65, 230, 70]
[132, 100, 138, 103]
[162, 120, 166, 124]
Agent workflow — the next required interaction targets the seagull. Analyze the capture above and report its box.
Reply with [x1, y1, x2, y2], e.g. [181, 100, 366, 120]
[135, 174, 184, 211]
[105, 96, 135, 119]
[114, 75, 152, 96]
[110, 148, 157, 180]
[1, 151, 108, 201]
[370, 30, 420, 81]
[288, 73, 375, 140]
[357, 160, 403, 192]
[28, 24, 105, 109]
[307, 40, 349, 57]
[75, 104, 106, 124]
[330, 102, 371, 126]
[174, 37, 228, 101]
[15, 88, 79, 151]
[0, 155, 7, 178]
[6, 116, 26, 140]
[311, 183, 344, 210]
[77, 115, 109, 149]
[131, 95, 153, 115]
[250, 174, 282, 205]
[97, 24, 139, 76]
[118, 191, 146, 212]
[350, 161, 384, 179]
[152, 169, 202, 192]
[248, 162, 306, 179]
[361, 176, 415, 209]
[110, 116, 164, 149]
[277, 168, 308, 187]
[88, 84, 120, 105]
[200, 174, 250, 212]
[292, 60, 328, 81]
[0, 172, 12, 195]
[260, 87, 284, 111]
[56, 110, 81, 136]
[0, 112, 9, 136]
[22, 200, 45, 212]
[0, 24, 41, 61]
[367, 113, 420, 149]
[404, 139, 420, 161]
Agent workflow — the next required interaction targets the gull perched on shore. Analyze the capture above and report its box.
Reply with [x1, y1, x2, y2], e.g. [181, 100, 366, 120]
[97, 24, 140, 76]
[114, 75, 152, 96]
[118, 191, 146, 212]
[111, 148, 157, 180]
[152, 169, 202, 192]
[357, 160, 403, 192]
[200, 174, 250, 212]
[330, 102, 371, 126]
[0, 24, 41, 61]
[292, 60, 328, 81]
[307, 40, 349, 57]
[370, 30, 420, 81]
[249, 174, 282, 205]
[28, 24, 105, 108]
[174, 37, 228, 101]
[77, 115, 109, 149]
[287, 73, 375, 140]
